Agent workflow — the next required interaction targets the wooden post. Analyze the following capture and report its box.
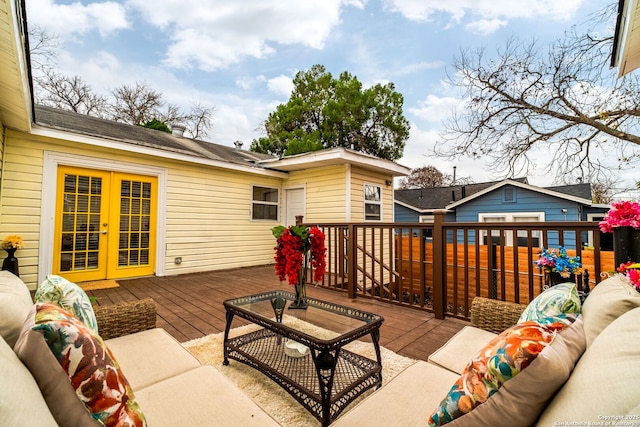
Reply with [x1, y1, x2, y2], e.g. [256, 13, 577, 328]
[432, 210, 446, 319]
[347, 224, 357, 299]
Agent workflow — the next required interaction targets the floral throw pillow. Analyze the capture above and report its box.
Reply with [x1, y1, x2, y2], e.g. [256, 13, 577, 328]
[517, 281, 581, 323]
[34, 274, 99, 333]
[427, 315, 576, 426]
[31, 303, 146, 427]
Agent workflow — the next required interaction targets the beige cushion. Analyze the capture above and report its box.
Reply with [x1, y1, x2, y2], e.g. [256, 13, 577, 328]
[106, 328, 201, 390]
[537, 307, 640, 425]
[0, 271, 32, 347]
[0, 336, 58, 426]
[582, 275, 640, 346]
[447, 316, 585, 427]
[135, 365, 280, 426]
[427, 326, 497, 375]
[332, 361, 460, 426]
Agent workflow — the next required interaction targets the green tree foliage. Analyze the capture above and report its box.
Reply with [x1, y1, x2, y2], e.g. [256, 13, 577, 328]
[250, 65, 410, 161]
[141, 118, 171, 133]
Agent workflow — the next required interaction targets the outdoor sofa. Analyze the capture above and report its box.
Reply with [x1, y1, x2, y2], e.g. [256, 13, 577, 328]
[1, 270, 639, 426]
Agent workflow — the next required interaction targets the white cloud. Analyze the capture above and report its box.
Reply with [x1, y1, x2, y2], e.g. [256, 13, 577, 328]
[26, 0, 129, 39]
[125, 0, 361, 71]
[384, 0, 584, 28]
[465, 19, 507, 35]
[267, 75, 294, 98]
[409, 94, 462, 123]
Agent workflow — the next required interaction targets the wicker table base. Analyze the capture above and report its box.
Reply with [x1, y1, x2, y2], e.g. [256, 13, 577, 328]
[223, 291, 383, 426]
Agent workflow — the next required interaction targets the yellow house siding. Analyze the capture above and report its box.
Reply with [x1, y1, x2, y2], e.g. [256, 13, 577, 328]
[285, 165, 347, 223]
[350, 167, 394, 222]
[2, 130, 283, 287]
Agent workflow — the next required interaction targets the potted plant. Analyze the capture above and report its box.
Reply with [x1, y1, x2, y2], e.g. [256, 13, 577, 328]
[1, 234, 23, 276]
[534, 247, 582, 287]
[599, 200, 640, 267]
[272, 224, 326, 309]
[617, 261, 640, 293]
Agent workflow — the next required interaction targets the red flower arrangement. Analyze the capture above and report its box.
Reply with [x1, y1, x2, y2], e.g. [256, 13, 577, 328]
[617, 262, 640, 293]
[272, 225, 326, 307]
[599, 200, 640, 233]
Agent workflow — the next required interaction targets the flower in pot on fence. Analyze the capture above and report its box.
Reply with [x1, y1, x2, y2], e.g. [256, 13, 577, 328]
[599, 200, 640, 268]
[617, 262, 640, 293]
[1, 234, 24, 277]
[534, 247, 582, 289]
[272, 224, 326, 309]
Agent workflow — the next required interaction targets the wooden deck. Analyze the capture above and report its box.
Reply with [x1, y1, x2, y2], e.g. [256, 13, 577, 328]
[87, 265, 470, 361]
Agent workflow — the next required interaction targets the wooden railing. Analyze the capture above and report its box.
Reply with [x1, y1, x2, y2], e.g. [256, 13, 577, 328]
[312, 211, 614, 321]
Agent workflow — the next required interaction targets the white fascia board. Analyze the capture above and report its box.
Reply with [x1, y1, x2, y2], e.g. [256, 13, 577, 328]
[258, 147, 411, 176]
[30, 125, 289, 178]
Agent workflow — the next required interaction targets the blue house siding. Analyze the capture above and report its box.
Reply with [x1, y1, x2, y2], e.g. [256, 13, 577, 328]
[453, 185, 585, 249]
[395, 204, 420, 222]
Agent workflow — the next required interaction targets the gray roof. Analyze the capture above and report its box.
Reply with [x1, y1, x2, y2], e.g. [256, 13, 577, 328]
[395, 179, 593, 211]
[34, 105, 275, 166]
[395, 178, 529, 210]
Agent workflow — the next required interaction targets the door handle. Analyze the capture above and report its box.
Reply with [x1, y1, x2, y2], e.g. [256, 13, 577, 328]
[101, 230, 107, 235]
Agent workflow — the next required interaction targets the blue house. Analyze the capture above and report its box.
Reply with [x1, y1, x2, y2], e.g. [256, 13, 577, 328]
[394, 179, 611, 249]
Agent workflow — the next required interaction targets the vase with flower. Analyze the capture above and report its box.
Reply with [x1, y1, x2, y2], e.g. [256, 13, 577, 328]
[272, 223, 326, 309]
[616, 262, 640, 293]
[1, 235, 24, 277]
[534, 247, 582, 289]
[599, 200, 640, 268]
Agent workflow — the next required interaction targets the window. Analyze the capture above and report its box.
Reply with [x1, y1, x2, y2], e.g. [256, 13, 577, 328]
[364, 184, 382, 221]
[479, 212, 544, 247]
[503, 187, 516, 203]
[587, 213, 613, 250]
[252, 186, 279, 221]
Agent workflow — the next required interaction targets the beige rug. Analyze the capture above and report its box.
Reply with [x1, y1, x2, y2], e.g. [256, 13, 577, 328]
[78, 279, 120, 291]
[183, 317, 416, 426]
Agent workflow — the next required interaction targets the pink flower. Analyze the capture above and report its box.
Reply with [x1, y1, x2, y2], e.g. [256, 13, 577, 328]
[599, 201, 640, 233]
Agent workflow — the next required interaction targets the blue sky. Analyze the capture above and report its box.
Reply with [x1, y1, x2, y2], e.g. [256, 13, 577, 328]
[26, 0, 613, 187]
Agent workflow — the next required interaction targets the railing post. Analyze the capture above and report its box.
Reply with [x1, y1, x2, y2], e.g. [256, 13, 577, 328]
[432, 210, 446, 319]
[347, 223, 357, 299]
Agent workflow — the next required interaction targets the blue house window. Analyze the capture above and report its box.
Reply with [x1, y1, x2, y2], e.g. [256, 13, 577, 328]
[503, 187, 516, 203]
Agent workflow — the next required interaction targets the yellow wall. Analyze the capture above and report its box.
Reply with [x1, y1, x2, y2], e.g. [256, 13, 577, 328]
[1, 130, 284, 287]
[350, 166, 394, 223]
[285, 165, 347, 223]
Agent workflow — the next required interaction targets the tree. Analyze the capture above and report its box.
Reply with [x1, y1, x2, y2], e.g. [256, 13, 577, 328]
[34, 69, 108, 116]
[399, 166, 444, 189]
[110, 82, 163, 126]
[250, 64, 410, 161]
[436, 4, 640, 187]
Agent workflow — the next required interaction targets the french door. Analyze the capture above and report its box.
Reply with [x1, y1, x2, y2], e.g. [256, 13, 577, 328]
[53, 166, 157, 282]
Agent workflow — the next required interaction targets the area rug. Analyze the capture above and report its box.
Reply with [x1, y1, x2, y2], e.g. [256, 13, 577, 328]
[77, 279, 120, 291]
[183, 317, 416, 426]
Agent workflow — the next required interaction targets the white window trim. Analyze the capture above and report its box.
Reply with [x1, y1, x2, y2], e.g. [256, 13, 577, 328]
[478, 212, 545, 247]
[587, 213, 607, 248]
[40, 151, 168, 283]
[363, 183, 382, 222]
[250, 185, 280, 222]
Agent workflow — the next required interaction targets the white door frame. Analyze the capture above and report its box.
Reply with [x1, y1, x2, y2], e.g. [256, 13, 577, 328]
[39, 151, 168, 283]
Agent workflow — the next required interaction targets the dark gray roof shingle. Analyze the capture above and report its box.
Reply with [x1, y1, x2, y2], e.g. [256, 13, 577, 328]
[34, 105, 275, 166]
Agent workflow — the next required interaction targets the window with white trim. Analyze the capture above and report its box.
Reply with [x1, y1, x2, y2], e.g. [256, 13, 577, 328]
[479, 212, 544, 247]
[251, 186, 279, 221]
[364, 184, 382, 221]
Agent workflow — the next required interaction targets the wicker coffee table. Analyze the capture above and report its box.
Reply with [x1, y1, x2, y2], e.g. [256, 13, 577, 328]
[223, 290, 384, 426]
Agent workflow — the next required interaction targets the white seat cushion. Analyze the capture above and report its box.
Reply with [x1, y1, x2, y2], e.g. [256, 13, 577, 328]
[428, 326, 496, 375]
[106, 328, 201, 390]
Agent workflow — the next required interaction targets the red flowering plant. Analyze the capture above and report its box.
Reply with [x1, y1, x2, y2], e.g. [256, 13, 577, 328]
[617, 262, 640, 293]
[598, 200, 640, 233]
[272, 225, 326, 308]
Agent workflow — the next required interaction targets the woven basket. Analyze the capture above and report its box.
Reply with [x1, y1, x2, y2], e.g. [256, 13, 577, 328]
[94, 298, 156, 340]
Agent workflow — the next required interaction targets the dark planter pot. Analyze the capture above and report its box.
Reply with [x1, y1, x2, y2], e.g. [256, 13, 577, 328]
[545, 271, 575, 288]
[2, 248, 19, 277]
[613, 226, 640, 268]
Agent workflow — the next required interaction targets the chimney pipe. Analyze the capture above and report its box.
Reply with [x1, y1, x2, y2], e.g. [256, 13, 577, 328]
[171, 123, 186, 137]
[234, 140, 244, 150]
